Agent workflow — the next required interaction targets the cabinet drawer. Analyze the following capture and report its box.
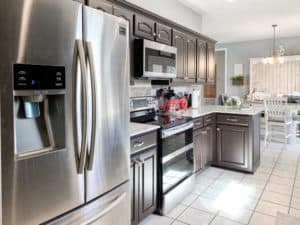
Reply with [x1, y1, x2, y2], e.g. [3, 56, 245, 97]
[131, 132, 157, 153]
[217, 114, 250, 126]
[204, 114, 215, 126]
[193, 117, 204, 130]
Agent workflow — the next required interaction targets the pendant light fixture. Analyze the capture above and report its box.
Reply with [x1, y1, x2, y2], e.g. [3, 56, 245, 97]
[263, 24, 285, 64]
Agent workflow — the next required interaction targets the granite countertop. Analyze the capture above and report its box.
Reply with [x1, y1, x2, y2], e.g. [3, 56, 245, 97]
[129, 122, 160, 137]
[181, 105, 265, 119]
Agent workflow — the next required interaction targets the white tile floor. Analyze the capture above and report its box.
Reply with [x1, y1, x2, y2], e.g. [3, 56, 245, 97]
[140, 142, 300, 225]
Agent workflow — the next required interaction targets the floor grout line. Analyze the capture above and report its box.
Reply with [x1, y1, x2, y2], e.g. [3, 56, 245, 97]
[246, 146, 282, 225]
[288, 151, 300, 214]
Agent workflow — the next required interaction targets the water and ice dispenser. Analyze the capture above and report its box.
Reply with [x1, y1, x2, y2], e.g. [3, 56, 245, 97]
[13, 64, 66, 157]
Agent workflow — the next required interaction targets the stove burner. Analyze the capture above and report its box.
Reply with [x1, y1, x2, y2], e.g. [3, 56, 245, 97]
[148, 114, 192, 129]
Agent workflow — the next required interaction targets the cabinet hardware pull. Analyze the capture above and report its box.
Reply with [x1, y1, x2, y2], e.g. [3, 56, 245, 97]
[217, 128, 220, 131]
[227, 118, 238, 122]
[133, 141, 144, 148]
[201, 131, 208, 135]
[158, 34, 161, 38]
[152, 32, 157, 36]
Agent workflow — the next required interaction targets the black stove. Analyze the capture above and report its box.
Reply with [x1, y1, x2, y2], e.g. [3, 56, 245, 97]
[148, 114, 192, 130]
[130, 108, 192, 129]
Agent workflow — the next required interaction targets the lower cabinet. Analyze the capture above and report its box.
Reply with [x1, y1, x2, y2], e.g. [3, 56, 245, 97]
[131, 147, 157, 225]
[216, 125, 249, 170]
[193, 123, 216, 171]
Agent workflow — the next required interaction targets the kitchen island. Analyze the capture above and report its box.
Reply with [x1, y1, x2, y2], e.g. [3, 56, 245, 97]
[182, 105, 263, 173]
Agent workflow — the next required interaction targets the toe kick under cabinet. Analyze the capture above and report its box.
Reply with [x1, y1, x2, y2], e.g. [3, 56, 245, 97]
[130, 131, 157, 225]
[216, 114, 260, 173]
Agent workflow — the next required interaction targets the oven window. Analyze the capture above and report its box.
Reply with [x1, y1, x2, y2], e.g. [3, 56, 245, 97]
[162, 129, 193, 157]
[145, 48, 176, 74]
[163, 148, 194, 193]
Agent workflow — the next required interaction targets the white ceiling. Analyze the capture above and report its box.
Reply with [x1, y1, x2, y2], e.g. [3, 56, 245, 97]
[177, 0, 300, 43]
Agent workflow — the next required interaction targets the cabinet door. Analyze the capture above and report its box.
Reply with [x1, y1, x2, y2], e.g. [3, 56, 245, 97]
[197, 40, 207, 83]
[172, 30, 187, 79]
[134, 14, 155, 40]
[113, 5, 134, 85]
[155, 22, 172, 45]
[186, 35, 197, 81]
[217, 125, 249, 169]
[207, 43, 216, 83]
[206, 125, 216, 164]
[130, 158, 139, 225]
[138, 148, 157, 221]
[193, 129, 205, 171]
[87, 0, 113, 13]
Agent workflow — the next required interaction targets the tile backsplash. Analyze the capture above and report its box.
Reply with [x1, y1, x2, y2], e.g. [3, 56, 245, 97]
[129, 81, 204, 101]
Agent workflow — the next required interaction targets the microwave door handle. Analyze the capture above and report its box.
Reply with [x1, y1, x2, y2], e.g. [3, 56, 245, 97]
[85, 41, 97, 171]
[73, 39, 88, 174]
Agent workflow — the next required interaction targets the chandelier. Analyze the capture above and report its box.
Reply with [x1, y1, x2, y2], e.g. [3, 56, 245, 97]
[263, 24, 285, 64]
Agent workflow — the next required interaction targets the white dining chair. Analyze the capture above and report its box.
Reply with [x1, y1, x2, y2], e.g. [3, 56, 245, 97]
[264, 97, 293, 147]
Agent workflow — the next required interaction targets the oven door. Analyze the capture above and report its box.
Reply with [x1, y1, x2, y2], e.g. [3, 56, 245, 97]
[161, 126, 193, 193]
[143, 39, 177, 79]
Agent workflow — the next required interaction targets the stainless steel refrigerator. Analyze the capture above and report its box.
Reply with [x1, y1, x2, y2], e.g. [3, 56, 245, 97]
[0, 0, 130, 224]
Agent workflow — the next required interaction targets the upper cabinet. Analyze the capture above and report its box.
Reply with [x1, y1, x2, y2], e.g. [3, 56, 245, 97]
[186, 35, 197, 81]
[197, 40, 207, 83]
[155, 22, 172, 45]
[134, 15, 172, 46]
[207, 43, 216, 84]
[134, 14, 156, 41]
[87, 0, 113, 13]
[86, 0, 216, 85]
[172, 30, 187, 80]
[172, 30, 197, 82]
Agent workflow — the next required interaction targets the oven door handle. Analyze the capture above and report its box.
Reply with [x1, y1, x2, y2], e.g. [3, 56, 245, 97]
[162, 143, 194, 164]
[161, 122, 193, 139]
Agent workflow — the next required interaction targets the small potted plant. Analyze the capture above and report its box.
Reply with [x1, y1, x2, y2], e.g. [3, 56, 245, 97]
[231, 75, 244, 86]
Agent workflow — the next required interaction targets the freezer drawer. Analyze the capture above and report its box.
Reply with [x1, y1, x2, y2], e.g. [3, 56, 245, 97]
[47, 182, 130, 225]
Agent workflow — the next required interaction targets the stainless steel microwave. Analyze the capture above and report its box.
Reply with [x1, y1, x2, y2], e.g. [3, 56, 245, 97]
[134, 39, 177, 79]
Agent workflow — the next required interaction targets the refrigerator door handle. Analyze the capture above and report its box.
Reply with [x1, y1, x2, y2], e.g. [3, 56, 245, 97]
[86, 41, 97, 171]
[83, 192, 127, 224]
[73, 39, 88, 174]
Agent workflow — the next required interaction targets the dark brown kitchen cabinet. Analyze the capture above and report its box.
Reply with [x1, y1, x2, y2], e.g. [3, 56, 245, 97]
[197, 40, 207, 83]
[155, 22, 172, 45]
[194, 120, 216, 171]
[172, 30, 187, 80]
[216, 125, 249, 170]
[172, 30, 197, 82]
[130, 157, 139, 225]
[134, 14, 156, 41]
[207, 43, 216, 83]
[130, 131, 157, 225]
[87, 0, 113, 13]
[186, 35, 197, 81]
[138, 148, 157, 221]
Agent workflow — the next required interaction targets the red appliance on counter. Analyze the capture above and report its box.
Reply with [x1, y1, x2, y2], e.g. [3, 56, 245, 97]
[164, 98, 187, 112]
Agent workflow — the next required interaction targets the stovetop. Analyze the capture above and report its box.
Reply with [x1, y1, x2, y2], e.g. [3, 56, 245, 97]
[147, 114, 192, 129]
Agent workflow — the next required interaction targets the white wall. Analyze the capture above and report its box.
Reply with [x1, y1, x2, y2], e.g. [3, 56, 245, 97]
[125, 0, 203, 33]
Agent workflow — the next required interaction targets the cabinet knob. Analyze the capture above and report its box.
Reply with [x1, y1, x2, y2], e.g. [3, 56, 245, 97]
[152, 32, 157, 36]
[217, 128, 220, 131]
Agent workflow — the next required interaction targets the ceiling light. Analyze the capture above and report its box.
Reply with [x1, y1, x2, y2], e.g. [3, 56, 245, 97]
[263, 25, 285, 64]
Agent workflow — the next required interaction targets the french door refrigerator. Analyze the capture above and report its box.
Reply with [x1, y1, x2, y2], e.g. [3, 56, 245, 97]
[0, 0, 130, 225]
